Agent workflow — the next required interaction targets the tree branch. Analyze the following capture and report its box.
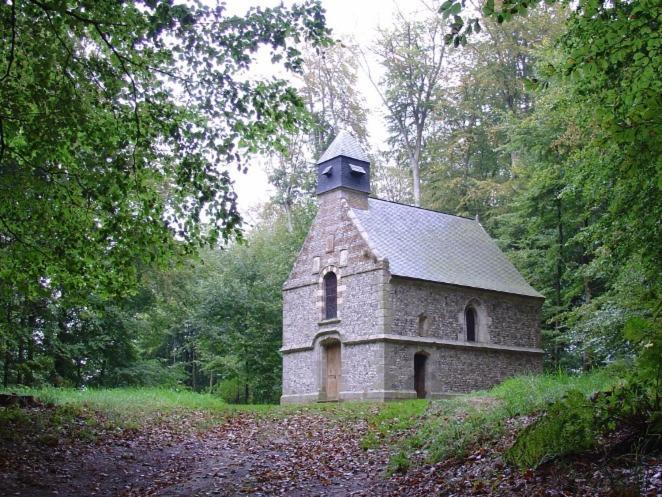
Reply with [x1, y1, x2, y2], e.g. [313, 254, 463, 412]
[0, 0, 16, 82]
[92, 25, 142, 173]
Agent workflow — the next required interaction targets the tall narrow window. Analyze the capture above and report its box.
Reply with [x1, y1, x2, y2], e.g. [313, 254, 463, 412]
[465, 307, 476, 342]
[324, 272, 337, 319]
[417, 315, 429, 336]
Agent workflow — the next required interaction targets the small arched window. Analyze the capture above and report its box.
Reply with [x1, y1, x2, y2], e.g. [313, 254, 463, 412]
[465, 307, 476, 342]
[324, 272, 337, 320]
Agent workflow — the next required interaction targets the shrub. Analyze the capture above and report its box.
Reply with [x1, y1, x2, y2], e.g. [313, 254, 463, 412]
[506, 373, 662, 469]
[505, 389, 596, 468]
[215, 377, 246, 404]
[388, 450, 411, 474]
[103, 360, 186, 388]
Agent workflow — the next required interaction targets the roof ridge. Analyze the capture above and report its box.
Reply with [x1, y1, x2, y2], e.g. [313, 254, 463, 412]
[367, 197, 476, 221]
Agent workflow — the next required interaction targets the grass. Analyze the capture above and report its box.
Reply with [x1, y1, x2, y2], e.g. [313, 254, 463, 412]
[361, 399, 428, 450]
[0, 401, 102, 446]
[0, 386, 387, 429]
[399, 368, 618, 466]
[485, 368, 617, 416]
[1, 368, 619, 468]
[1, 387, 274, 428]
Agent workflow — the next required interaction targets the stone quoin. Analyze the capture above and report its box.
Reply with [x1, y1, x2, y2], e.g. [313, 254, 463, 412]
[281, 131, 544, 404]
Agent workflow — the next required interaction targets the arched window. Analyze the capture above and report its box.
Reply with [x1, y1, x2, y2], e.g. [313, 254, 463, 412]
[324, 272, 337, 319]
[465, 307, 476, 342]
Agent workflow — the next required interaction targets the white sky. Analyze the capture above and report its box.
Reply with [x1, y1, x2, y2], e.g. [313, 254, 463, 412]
[223, 0, 429, 220]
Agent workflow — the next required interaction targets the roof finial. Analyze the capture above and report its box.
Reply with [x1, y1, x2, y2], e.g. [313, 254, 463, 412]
[475, 214, 480, 223]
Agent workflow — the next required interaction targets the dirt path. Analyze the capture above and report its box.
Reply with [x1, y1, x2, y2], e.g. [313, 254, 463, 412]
[1, 408, 660, 496]
[154, 413, 390, 497]
[1, 411, 392, 497]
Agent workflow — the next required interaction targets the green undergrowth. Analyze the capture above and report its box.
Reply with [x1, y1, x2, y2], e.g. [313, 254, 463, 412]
[1, 387, 274, 429]
[0, 402, 101, 445]
[505, 389, 597, 468]
[361, 400, 429, 451]
[0, 387, 386, 431]
[506, 373, 661, 469]
[391, 369, 618, 471]
[1, 369, 623, 464]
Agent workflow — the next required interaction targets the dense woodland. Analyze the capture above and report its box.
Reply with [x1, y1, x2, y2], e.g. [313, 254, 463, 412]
[0, 0, 659, 410]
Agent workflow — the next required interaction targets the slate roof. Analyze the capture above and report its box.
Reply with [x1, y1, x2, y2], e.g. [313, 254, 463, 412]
[351, 198, 543, 298]
[317, 130, 369, 164]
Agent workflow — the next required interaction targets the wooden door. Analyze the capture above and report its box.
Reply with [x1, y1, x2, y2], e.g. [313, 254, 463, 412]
[414, 354, 427, 399]
[325, 343, 341, 401]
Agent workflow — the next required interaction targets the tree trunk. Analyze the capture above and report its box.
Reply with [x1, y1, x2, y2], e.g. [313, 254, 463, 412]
[16, 339, 24, 386]
[191, 346, 197, 391]
[582, 219, 592, 303]
[410, 150, 421, 207]
[411, 164, 421, 206]
[555, 197, 564, 308]
[26, 337, 34, 387]
[553, 197, 564, 370]
[3, 349, 10, 388]
[283, 201, 293, 233]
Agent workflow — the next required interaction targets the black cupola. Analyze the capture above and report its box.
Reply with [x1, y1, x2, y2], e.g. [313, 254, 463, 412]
[316, 131, 370, 195]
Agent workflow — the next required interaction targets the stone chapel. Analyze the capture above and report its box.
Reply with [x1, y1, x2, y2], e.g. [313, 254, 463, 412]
[280, 131, 544, 404]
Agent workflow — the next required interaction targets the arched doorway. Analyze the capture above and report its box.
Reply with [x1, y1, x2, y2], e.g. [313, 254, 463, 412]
[414, 353, 427, 399]
[324, 341, 341, 401]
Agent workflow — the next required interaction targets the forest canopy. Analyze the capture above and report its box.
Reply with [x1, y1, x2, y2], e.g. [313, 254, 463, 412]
[0, 0, 659, 407]
[0, 0, 329, 300]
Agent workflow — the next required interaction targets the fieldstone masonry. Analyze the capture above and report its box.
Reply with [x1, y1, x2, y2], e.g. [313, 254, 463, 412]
[281, 132, 544, 404]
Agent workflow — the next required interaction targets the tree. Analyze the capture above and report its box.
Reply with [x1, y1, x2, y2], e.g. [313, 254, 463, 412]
[266, 43, 369, 228]
[266, 135, 316, 232]
[435, 0, 660, 373]
[0, 0, 330, 385]
[0, 0, 330, 304]
[300, 43, 369, 157]
[370, 9, 448, 206]
[552, 0, 661, 280]
[372, 155, 414, 204]
[128, 205, 314, 401]
[424, 7, 565, 221]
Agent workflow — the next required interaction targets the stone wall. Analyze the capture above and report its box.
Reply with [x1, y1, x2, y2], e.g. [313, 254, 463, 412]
[380, 277, 543, 398]
[281, 340, 386, 403]
[282, 188, 390, 403]
[389, 277, 542, 348]
[383, 342, 543, 396]
[340, 342, 385, 399]
[283, 188, 390, 349]
[284, 189, 380, 292]
[282, 350, 316, 398]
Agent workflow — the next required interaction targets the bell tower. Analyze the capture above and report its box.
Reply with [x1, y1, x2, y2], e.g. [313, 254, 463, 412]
[316, 131, 370, 199]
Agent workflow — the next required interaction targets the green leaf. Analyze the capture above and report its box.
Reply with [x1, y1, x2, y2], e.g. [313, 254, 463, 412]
[449, 3, 462, 15]
[439, 0, 455, 12]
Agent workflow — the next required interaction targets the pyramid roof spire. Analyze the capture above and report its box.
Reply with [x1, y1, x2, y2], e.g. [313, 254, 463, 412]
[316, 130, 368, 164]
